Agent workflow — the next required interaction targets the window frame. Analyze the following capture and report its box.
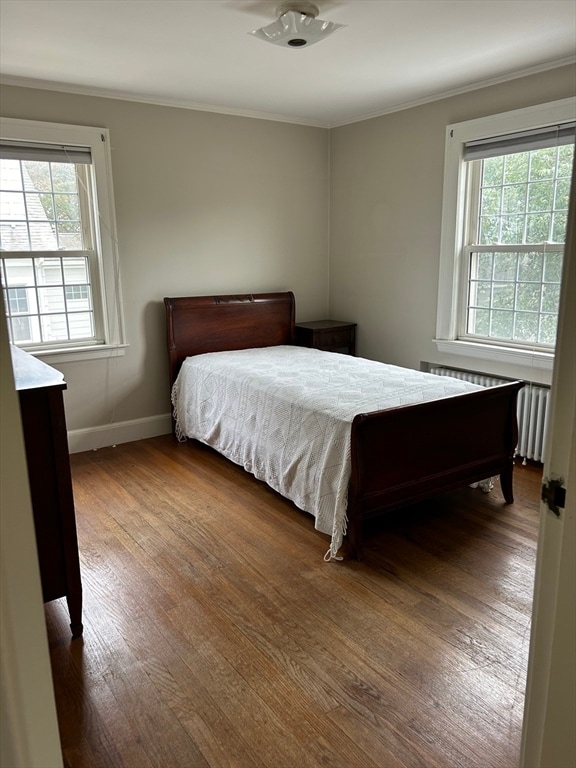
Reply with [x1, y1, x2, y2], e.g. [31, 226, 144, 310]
[0, 117, 126, 362]
[435, 98, 575, 374]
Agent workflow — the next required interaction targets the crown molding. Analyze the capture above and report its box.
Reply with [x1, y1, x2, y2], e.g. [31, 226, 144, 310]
[329, 56, 576, 128]
[1, 55, 574, 130]
[0, 75, 327, 128]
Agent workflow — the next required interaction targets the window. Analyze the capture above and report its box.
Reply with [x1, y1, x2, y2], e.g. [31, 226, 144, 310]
[436, 98, 575, 372]
[0, 118, 125, 361]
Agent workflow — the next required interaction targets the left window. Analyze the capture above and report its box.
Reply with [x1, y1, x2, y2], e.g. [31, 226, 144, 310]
[0, 118, 125, 360]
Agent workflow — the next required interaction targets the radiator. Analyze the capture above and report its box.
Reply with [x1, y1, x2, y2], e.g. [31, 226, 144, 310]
[428, 366, 550, 463]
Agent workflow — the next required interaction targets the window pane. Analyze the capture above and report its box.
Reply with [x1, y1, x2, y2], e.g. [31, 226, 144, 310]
[518, 253, 543, 282]
[552, 212, 568, 243]
[526, 214, 551, 242]
[57, 221, 83, 250]
[23, 161, 51, 192]
[0, 160, 23, 191]
[502, 184, 526, 214]
[37, 258, 63, 286]
[529, 147, 557, 180]
[468, 308, 490, 335]
[500, 215, 525, 243]
[481, 187, 501, 216]
[514, 312, 538, 342]
[39, 285, 66, 313]
[493, 252, 517, 281]
[2, 257, 34, 287]
[41, 313, 69, 341]
[528, 181, 553, 212]
[554, 177, 571, 211]
[471, 281, 491, 307]
[490, 309, 514, 338]
[63, 258, 89, 284]
[50, 163, 77, 193]
[29, 222, 58, 250]
[516, 283, 541, 312]
[541, 283, 560, 313]
[543, 251, 563, 283]
[0, 222, 31, 250]
[0, 191, 25, 220]
[69, 312, 94, 339]
[477, 252, 493, 279]
[11, 315, 34, 343]
[539, 314, 558, 345]
[503, 153, 529, 184]
[492, 282, 515, 308]
[25, 192, 50, 220]
[55, 193, 80, 221]
[479, 216, 499, 244]
[37, 193, 55, 220]
[482, 156, 504, 186]
[558, 144, 574, 177]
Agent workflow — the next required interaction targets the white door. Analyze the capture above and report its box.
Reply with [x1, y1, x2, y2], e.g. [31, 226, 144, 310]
[520, 169, 576, 767]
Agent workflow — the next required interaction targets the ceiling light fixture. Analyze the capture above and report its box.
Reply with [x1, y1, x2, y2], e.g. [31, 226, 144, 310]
[249, 2, 344, 49]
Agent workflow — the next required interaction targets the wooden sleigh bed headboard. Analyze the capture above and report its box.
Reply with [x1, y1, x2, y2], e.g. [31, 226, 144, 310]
[164, 291, 295, 386]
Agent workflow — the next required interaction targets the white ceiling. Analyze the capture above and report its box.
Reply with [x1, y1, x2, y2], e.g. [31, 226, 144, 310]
[1, 0, 575, 127]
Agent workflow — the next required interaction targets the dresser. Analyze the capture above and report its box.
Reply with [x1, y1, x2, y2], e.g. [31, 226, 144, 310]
[295, 319, 356, 356]
[11, 345, 83, 638]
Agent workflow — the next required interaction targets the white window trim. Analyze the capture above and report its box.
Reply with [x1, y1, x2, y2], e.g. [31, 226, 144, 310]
[0, 117, 126, 362]
[435, 97, 575, 375]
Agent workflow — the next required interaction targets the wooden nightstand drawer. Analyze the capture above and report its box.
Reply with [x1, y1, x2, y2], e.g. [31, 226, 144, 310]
[295, 320, 356, 356]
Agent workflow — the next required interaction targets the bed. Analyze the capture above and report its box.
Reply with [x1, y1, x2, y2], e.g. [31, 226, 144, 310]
[164, 291, 524, 561]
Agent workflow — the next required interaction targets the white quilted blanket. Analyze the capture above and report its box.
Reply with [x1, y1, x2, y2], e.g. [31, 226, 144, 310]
[171, 346, 483, 559]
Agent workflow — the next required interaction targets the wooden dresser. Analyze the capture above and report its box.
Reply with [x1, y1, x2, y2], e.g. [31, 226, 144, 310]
[11, 345, 83, 638]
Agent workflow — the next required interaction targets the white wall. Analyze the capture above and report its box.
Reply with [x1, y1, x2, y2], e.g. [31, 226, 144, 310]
[0, 86, 331, 448]
[329, 64, 576, 385]
[1, 65, 574, 445]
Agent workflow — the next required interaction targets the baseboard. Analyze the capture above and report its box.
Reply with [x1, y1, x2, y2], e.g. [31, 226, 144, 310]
[67, 413, 172, 454]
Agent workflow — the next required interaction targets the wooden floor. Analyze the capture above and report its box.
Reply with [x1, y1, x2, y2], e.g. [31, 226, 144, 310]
[46, 435, 542, 768]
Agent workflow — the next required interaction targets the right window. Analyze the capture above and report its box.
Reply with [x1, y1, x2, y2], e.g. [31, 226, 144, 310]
[464, 139, 573, 349]
[435, 98, 575, 372]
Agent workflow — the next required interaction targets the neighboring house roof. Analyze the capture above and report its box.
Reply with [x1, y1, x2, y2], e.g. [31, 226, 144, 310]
[0, 161, 58, 251]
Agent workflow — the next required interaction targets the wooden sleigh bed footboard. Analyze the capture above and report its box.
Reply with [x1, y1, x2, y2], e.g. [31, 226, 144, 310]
[346, 379, 524, 560]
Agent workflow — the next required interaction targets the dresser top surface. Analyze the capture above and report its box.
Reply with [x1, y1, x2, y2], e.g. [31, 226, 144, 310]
[10, 344, 65, 391]
[295, 319, 356, 330]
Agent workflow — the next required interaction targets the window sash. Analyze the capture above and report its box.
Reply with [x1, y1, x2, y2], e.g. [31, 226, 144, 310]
[1, 250, 103, 349]
[459, 243, 563, 348]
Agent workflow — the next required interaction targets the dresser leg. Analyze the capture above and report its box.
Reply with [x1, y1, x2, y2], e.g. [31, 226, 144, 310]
[67, 593, 83, 638]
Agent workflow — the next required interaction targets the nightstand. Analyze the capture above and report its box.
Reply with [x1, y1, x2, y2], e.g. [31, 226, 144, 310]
[295, 320, 356, 356]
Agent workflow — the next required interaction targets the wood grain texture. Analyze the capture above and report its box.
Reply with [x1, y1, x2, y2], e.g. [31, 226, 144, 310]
[46, 435, 541, 768]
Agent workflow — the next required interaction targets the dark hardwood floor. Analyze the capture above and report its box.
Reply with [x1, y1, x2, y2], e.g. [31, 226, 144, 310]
[46, 435, 542, 768]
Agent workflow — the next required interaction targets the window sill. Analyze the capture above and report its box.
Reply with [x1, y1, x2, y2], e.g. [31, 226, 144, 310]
[433, 339, 554, 372]
[29, 344, 128, 365]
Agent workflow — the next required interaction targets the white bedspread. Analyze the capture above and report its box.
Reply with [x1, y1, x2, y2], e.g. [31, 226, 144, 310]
[171, 346, 483, 559]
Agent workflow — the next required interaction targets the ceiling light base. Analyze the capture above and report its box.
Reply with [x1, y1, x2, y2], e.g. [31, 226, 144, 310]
[249, 5, 344, 49]
[276, 2, 319, 18]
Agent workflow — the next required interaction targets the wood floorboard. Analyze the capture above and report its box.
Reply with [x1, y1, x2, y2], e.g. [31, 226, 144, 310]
[46, 435, 542, 768]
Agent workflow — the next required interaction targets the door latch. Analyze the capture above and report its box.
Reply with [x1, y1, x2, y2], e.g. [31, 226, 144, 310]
[541, 477, 566, 517]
